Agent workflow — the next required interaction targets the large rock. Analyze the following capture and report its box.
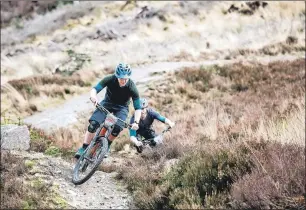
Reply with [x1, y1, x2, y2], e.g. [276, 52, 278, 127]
[1, 124, 30, 151]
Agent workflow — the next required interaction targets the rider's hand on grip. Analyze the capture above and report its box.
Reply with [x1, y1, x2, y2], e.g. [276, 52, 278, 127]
[90, 97, 99, 106]
[167, 120, 175, 128]
[131, 122, 139, 130]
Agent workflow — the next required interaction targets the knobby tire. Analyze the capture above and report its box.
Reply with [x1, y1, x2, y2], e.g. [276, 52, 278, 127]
[72, 137, 108, 185]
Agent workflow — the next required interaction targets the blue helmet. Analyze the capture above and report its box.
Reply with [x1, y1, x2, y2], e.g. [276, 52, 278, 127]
[140, 98, 148, 109]
[115, 62, 132, 79]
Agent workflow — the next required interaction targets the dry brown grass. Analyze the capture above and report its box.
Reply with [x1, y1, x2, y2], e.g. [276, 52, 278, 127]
[112, 135, 132, 152]
[7, 73, 94, 98]
[230, 140, 305, 209]
[0, 69, 101, 124]
[99, 163, 117, 173]
[115, 58, 305, 209]
[0, 151, 27, 209]
[27, 109, 89, 159]
[188, 38, 306, 62]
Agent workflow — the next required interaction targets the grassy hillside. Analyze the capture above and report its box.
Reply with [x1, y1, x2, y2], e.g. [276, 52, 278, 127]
[0, 1, 305, 209]
[115, 59, 305, 209]
[1, 1, 305, 122]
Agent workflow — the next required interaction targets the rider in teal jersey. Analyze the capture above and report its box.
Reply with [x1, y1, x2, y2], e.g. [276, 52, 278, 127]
[75, 63, 141, 158]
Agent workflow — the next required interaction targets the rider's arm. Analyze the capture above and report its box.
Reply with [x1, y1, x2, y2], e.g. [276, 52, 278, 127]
[90, 88, 98, 102]
[150, 109, 175, 127]
[93, 75, 113, 93]
[129, 117, 140, 145]
[91, 75, 113, 103]
[164, 118, 175, 127]
[129, 128, 137, 139]
[129, 80, 142, 123]
[149, 109, 166, 123]
[134, 109, 141, 124]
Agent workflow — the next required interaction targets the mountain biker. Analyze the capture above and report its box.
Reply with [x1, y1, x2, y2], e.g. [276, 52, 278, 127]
[75, 63, 141, 159]
[129, 98, 175, 151]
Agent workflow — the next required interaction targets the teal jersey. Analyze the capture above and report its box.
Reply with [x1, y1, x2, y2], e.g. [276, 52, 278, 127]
[94, 74, 141, 109]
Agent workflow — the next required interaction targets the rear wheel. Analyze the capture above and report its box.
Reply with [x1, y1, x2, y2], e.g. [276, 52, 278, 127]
[72, 137, 108, 185]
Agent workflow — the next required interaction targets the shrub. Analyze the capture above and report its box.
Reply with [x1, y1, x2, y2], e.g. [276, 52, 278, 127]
[154, 146, 254, 209]
[115, 59, 305, 209]
[45, 146, 62, 157]
[29, 126, 53, 152]
[176, 66, 213, 92]
[230, 141, 305, 209]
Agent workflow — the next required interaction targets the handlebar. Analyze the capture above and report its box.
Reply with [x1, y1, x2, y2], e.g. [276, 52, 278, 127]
[90, 98, 132, 129]
[139, 126, 172, 144]
[162, 126, 172, 134]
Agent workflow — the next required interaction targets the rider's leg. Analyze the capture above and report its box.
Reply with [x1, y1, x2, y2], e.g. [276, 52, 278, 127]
[86, 106, 108, 143]
[75, 104, 107, 158]
[75, 120, 99, 158]
[105, 107, 129, 155]
[83, 125, 107, 146]
[106, 124, 123, 153]
[84, 130, 95, 145]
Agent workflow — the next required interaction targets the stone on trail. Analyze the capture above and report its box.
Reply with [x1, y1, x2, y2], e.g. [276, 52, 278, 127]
[1, 124, 30, 151]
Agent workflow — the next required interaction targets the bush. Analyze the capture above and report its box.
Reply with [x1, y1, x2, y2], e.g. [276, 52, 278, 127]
[154, 146, 254, 209]
[115, 59, 305, 209]
[45, 146, 62, 157]
[118, 140, 305, 209]
[29, 127, 53, 152]
[176, 66, 214, 92]
[231, 141, 305, 209]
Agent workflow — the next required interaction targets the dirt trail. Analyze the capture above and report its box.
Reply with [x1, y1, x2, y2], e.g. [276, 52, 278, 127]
[21, 54, 303, 209]
[11, 150, 133, 209]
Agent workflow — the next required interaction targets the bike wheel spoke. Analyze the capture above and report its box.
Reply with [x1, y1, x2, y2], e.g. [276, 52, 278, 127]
[72, 137, 108, 185]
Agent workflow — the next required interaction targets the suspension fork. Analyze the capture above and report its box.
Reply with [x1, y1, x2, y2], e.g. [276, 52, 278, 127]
[89, 125, 106, 157]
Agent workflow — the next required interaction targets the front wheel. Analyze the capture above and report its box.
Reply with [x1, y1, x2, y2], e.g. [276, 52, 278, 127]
[72, 137, 108, 185]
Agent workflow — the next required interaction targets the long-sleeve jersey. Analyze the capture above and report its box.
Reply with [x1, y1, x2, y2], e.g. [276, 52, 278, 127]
[129, 108, 166, 137]
[93, 74, 141, 110]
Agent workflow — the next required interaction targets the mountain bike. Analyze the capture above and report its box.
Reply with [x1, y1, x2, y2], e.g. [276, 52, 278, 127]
[134, 126, 171, 153]
[72, 102, 131, 185]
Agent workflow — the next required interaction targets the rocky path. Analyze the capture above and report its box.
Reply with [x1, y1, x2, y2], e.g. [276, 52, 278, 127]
[11, 150, 133, 209]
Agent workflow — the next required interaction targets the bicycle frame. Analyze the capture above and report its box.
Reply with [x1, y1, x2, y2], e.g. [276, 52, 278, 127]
[72, 101, 133, 185]
[84, 100, 132, 162]
[92, 102, 132, 141]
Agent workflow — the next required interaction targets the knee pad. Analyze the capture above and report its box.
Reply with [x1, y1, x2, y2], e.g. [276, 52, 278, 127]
[88, 120, 100, 133]
[111, 124, 123, 137]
